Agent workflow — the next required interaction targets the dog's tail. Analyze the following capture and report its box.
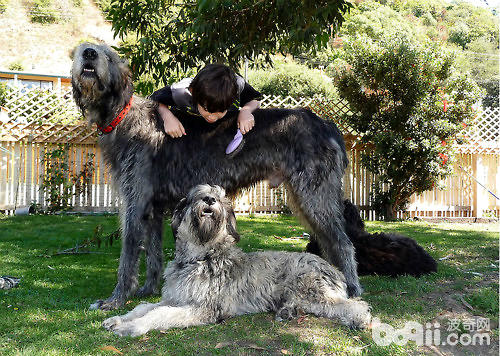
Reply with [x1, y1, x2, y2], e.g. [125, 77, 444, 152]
[306, 201, 437, 277]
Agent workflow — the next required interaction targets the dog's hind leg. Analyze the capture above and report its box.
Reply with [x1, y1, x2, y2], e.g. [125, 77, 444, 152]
[305, 298, 371, 329]
[136, 206, 164, 297]
[285, 171, 363, 297]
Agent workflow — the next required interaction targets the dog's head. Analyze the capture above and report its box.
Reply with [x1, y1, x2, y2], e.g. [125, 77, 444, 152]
[171, 185, 240, 246]
[71, 43, 132, 113]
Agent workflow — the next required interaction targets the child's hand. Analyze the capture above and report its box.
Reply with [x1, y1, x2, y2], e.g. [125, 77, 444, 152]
[159, 103, 186, 138]
[238, 108, 255, 134]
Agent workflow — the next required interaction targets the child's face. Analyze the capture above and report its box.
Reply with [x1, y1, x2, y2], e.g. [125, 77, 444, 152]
[197, 104, 227, 123]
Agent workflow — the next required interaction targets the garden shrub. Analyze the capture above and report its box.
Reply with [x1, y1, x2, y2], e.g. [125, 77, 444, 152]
[334, 34, 483, 220]
[8, 62, 24, 71]
[247, 61, 338, 99]
[40, 145, 95, 213]
[28, 0, 59, 24]
[0, 82, 7, 107]
[0, 0, 8, 13]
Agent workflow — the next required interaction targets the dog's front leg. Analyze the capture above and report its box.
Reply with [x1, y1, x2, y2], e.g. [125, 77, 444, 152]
[91, 194, 153, 310]
[108, 305, 214, 337]
[136, 206, 164, 297]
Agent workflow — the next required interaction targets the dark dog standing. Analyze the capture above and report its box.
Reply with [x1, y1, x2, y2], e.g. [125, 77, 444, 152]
[72, 43, 362, 310]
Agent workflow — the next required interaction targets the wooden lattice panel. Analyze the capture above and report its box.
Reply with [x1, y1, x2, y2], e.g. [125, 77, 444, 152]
[0, 84, 96, 144]
[456, 107, 500, 154]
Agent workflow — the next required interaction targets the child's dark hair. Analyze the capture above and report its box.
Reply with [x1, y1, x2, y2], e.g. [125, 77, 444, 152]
[190, 64, 238, 113]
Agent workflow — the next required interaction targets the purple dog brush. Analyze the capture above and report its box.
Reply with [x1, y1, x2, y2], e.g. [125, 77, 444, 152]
[226, 129, 245, 156]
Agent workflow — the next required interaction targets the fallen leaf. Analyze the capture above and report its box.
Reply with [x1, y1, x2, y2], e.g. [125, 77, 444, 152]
[281, 349, 291, 355]
[297, 315, 308, 324]
[99, 345, 123, 354]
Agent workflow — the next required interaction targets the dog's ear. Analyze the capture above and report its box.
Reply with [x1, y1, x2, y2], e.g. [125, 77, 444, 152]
[225, 204, 240, 243]
[171, 198, 188, 240]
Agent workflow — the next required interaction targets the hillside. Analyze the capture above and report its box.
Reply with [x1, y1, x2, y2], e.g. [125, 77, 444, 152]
[0, 0, 116, 76]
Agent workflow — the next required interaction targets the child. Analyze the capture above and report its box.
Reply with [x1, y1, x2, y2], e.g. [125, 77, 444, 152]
[150, 64, 262, 154]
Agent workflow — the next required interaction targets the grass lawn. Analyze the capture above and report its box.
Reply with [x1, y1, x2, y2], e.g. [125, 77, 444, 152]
[0, 214, 498, 355]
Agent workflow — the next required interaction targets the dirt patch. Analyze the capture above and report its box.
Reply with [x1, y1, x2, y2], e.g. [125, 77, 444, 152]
[418, 282, 498, 356]
[0, 0, 115, 75]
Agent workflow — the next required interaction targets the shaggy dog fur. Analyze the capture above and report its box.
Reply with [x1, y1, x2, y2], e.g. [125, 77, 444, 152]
[102, 185, 371, 337]
[72, 43, 363, 310]
[307, 201, 438, 277]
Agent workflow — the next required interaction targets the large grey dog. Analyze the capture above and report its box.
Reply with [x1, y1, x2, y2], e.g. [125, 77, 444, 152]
[102, 185, 371, 336]
[71, 43, 363, 310]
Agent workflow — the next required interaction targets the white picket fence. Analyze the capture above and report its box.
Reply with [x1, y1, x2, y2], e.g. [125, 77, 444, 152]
[0, 84, 499, 218]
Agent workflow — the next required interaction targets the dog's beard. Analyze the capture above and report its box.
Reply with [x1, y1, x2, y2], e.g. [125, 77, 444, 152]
[191, 206, 224, 244]
[78, 74, 105, 101]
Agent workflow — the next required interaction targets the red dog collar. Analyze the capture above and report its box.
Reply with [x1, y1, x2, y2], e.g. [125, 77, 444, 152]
[97, 96, 133, 134]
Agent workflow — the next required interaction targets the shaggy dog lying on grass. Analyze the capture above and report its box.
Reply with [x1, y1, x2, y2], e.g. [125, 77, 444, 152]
[103, 185, 371, 337]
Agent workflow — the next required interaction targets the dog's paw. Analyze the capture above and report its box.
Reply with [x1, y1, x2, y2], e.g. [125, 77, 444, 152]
[275, 306, 298, 322]
[102, 316, 123, 330]
[112, 322, 148, 337]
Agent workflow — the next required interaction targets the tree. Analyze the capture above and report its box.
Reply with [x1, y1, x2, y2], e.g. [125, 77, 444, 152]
[334, 34, 483, 220]
[107, 0, 352, 82]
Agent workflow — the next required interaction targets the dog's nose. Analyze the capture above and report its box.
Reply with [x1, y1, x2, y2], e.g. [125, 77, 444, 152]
[203, 196, 216, 206]
[83, 48, 98, 60]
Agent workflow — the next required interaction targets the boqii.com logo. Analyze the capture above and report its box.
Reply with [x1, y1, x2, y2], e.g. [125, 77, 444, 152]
[371, 317, 491, 346]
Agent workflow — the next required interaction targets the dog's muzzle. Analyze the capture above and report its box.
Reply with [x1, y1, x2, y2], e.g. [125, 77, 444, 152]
[80, 48, 98, 78]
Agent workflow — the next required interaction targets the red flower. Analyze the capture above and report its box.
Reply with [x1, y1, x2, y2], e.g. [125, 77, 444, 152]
[438, 152, 448, 166]
[441, 140, 446, 146]
[443, 100, 448, 112]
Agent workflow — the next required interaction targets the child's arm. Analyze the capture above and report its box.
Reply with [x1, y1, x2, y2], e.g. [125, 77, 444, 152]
[238, 99, 260, 134]
[150, 86, 186, 138]
[158, 104, 186, 138]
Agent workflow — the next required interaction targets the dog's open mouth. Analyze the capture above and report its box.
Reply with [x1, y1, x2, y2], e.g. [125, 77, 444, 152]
[81, 64, 97, 78]
[201, 208, 214, 218]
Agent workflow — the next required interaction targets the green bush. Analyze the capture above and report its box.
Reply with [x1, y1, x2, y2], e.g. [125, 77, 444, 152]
[422, 11, 437, 26]
[334, 34, 483, 220]
[0, 0, 8, 13]
[247, 61, 338, 99]
[28, 0, 59, 24]
[481, 80, 499, 108]
[95, 0, 112, 13]
[341, 1, 416, 40]
[40, 145, 95, 213]
[0, 82, 7, 107]
[8, 62, 24, 71]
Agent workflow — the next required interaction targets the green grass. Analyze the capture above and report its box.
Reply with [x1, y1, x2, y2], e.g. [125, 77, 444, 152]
[0, 214, 498, 355]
